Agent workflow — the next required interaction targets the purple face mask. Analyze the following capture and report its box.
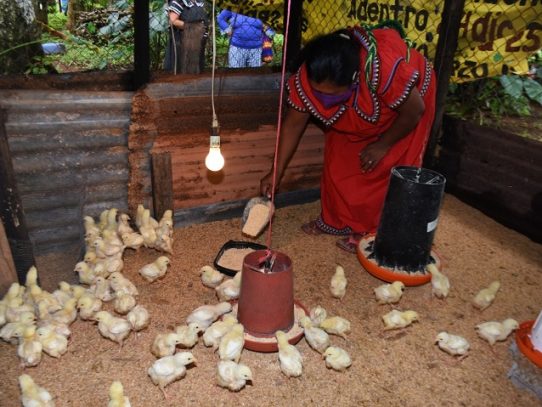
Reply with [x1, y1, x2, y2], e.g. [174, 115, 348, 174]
[312, 86, 355, 109]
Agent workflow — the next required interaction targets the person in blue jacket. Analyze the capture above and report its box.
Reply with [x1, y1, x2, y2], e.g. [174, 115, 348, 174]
[217, 10, 275, 68]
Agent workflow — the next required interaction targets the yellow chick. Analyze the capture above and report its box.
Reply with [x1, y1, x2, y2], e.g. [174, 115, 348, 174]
[71, 285, 89, 300]
[99, 209, 109, 231]
[309, 305, 328, 326]
[94, 237, 123, 259]
[382, 310, 420, 331]
[25, 266, 39, 289]
[200, 265, 224, 288]
[203, 314, 238, 351]
[51, 298, 78, 326]
[186, 302, 232, 330]
[139, 209, 158, 248]
[435, 331, 470, 360]
[323, 346, 352, 372]
[473, 281, 501, 311]
[98, 255, 124, 275]
[475, 318, 518, 345]
[28, 286, 61, 315]
[218, 323, 245, 363]
[77, 294, 102, 320]
[105, 208, 119, 232]
[90, 277, 115, 302]
[93, 311, 132, 347]
[135, 204, 145, 229]
[36, 325, 68, 358]
[427, 264, 450, 299]
[84, 215, 100, 236]
[299, 316, 330, 354]
[374, 281, 405, 305]
[276, 330, 303, 377]
[108, 381, 131, 407]
[148, 351, 196, 399]
[127, 305, 150, 333]
[113, 294, 137, 315]
[117, 213, 135, 236]
[158, 209, 173, 230]
[52, 281, 73, 306]
[121, 232, 144, 251]
[319, 316, 351, 339]
[1, 321, 28, 344]
[154, 224, 173, 254]
[19, 374, 55, 407]
[215, 272, 242, 302]
[37, 319, 71, 339]
[74, 261, 97, 285]
[17, 325, 43, 368]
[138, 256, 170, 283]
[175, 322, 203, 348]
[108, 272, 139, 297]
[330, 264, 347, 300]
[217, 360, 253, 392]
[151, 332, 182, 358]
[6, 300, 35, 323]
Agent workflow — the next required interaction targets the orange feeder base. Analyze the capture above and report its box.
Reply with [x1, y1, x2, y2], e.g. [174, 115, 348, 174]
[516, 320, 542, 369]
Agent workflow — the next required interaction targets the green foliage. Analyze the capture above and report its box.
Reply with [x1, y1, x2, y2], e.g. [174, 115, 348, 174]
[48, 11, 67, 31]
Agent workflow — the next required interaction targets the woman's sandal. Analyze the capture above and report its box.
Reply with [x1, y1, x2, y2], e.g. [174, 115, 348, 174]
[301, 219, 324, 235]
[336, 233, 366, 254]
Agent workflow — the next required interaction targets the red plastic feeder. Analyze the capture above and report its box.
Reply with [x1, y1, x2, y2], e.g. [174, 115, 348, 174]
[357, 233, 442, 286]
[237, 250, 306, 352]
[516, 320, 542, 369]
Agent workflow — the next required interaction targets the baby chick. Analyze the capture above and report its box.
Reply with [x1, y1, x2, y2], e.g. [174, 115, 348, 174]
[108, 272, 139, 297]
[217, 360, 253, 392]
[139, 209, 158, 248]
[74, 261, 97, 285]
[25, 266, 39, 289]
[108, 380, 131, 407]
[1, 321, 27, 344]
[473, 281, 501, 311]
[139, 256, 170, 283]
[200, 265, 224, 288]
[215, 272, 242, 302]
[50, 298, 78, 325]
[84, 215, 100, 237]
[218, 323, 245, 363]
[309, 305, 328, 326]
[37, 318, 71, 339]
[175, 322, 203, 348]
[154, 224, 173, 254]
[319, 316, 351, 339]
[186, 302, 232, 330]
[382, 310, 419, 331]
[121, 232, 145, 251]
[52, 281, 73, 306]
[151, 332, 182, 358]
[90, 277, 115, 302]
[148, 351, 196, 399]
[36, 325, 68, 358]
[93, 311, 132, 348]
[117, 213, 135, 236]
[19, 374, 55, 407]
[299, 316, 330, 354]
[203, 314, 238, 351]
[374, 281, 405, 305]
[276, 330, 303, 377]
[113, 293, 137, 315]
[427, 264, 450, 299]
[77, 294, 102, 320]
[323, 346, 352, 372]
[17, 326, 43, 368]
[435, 331, 470, 360]
[330, 264, 347, 300]
[475, 318, 518, 345]
[127, 305, 150, 333]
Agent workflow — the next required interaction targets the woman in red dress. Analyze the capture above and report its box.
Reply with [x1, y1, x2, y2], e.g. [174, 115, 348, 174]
[260, 25, 436, 253]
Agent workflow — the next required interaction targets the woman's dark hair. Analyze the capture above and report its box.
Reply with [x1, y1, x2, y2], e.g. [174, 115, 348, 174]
[299, 29, 361, 86]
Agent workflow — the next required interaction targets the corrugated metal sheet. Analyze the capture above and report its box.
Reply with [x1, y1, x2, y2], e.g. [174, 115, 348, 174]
[437, 115, 542, 243]
[0, 90, 133, 254]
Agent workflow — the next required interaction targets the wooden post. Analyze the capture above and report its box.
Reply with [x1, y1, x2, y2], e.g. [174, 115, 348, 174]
[151, 152, 173, 221]
[180, 22, 207, 74]
[423, 0, 465, 169]
[134, 0, 150, 88]
[284, 0, 303, 72]
[0, 221, 18, 296]
[0, 109, 35, 284]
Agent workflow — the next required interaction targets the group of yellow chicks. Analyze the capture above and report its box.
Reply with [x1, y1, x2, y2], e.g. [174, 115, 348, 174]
[339, 261, 518, 361]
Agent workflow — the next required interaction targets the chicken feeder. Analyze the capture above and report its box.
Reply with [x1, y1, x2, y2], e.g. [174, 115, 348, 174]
[515, 310, 542, 368]
[236, 250, 306, 352]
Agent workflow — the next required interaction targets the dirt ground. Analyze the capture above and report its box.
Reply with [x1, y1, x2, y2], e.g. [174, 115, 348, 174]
[1, 194, 541, 406]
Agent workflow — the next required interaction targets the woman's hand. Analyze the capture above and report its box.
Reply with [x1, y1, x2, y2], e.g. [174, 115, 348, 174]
[359, 139, 391, 172]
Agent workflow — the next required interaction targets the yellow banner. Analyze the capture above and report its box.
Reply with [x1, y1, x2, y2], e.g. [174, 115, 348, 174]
[216, 0, 542, 82]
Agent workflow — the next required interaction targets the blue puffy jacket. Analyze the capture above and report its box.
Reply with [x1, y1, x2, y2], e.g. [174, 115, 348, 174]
[217, 10, 274, 49]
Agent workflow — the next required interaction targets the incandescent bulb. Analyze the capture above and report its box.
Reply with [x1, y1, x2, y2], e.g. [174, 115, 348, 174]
[205, 146, 224, 171]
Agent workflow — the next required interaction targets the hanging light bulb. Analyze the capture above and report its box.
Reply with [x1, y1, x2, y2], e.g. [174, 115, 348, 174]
[205, 131, 224, 172]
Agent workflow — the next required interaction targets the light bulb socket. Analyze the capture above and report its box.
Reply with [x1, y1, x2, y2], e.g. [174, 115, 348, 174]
[210, 135, 220, 148]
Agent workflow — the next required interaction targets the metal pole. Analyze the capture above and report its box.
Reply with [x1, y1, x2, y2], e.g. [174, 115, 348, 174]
[134, 0, 150, 88]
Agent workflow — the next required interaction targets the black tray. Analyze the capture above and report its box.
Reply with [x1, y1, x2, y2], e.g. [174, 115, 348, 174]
[213, 240, 267, 276]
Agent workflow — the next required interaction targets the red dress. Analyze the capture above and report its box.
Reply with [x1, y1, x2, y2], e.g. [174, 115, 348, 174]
[287, 26, 437, 235]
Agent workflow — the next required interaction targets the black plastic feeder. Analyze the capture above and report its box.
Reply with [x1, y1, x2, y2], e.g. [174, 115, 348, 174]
[373, 166, 446, 272]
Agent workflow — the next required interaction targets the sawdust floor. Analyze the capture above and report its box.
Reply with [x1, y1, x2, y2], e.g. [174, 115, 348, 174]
[1, 194, 541, 406]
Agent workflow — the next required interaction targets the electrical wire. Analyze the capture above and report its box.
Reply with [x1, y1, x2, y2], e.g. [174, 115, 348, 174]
[211, 0, 218, 128]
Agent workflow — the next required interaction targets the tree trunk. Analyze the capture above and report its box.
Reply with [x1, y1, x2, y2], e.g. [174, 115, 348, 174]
[35, 0, 48, 25]
[0, 0, 43, 74]
[67, 0, 82, 32]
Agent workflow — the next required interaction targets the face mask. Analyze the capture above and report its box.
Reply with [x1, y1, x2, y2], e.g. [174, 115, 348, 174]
[312, 86, 354, 109]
